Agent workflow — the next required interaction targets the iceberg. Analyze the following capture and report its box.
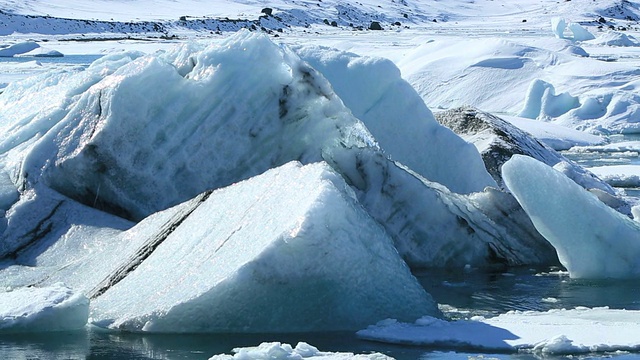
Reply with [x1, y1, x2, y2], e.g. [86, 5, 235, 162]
[294, 45, 496, 194]
[89, 161, 436, 333]
[0, 31, 556, 269]
[502, 155, 640, 279]
[0, 283, 88, 332]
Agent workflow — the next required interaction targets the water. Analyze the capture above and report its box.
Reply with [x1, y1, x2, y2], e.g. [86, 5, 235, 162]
[1, 267, 639, 359]
[0, 54, 103, 65]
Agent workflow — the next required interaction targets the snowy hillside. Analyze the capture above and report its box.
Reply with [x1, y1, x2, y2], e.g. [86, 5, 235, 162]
[0, 0, 639, 37]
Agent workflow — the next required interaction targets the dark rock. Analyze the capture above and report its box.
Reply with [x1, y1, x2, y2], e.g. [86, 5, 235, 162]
[434, 107, 632, 216]
[261, 8, 273, 16]
[369, 21, 383, 30]
[598, 16, 607, 23]
[331, 20, 338, 27]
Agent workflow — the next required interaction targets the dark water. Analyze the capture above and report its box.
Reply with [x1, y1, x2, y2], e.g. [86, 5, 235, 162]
[1, 268, 639, 360]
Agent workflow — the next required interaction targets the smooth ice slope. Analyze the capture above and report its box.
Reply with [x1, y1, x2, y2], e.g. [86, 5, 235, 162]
[502, 155, 640, 278]
[294, 45, 496, 194]
[0, 283, 88, 332]
[90, 161, 436, 333]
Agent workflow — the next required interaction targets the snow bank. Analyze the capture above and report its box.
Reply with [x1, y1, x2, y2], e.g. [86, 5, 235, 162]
[399, 36, 640, 134]
[0, 283, 88, 332]
[502, 155, 640, 278]
[90, 161, 436, 333]
[357, 307, 640, 354]
[589, 31, 640, 47]
[209, 342, 391, 360]
[294, 45, 496, 194]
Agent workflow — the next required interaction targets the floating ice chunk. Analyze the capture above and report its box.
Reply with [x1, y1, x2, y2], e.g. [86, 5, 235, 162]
[15, 47, 63, 58]
[0, 283, 88, 332]
[294, 45, 496, 194]
[0, 42, 40, 57]
[502, 155, 640, 278]
[0, 170, 18, 210]
[15, 31, 376, 221]
[567, 23, 595, 42]
[209, 342, 392, 360]
[500, 114, 605, 150]
[519, 79, 579, 120]
[550, 18, 595, 41]
[90, 161, 436, 333]
[358, 307, 640, 354]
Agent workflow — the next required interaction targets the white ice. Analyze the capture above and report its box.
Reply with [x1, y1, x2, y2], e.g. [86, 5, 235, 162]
[503, 155, 640, 278]
[0, 283, 88, 332]
[89, 161, 436, 333]
[209, 342, 391, 360]
[357, 307, 640, 354]
[293, 45, 496, 194]
[588, 165, 640, 188]
[501, 114, 605, 150]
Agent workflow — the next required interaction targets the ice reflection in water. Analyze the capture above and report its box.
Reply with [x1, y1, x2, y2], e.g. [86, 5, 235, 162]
[1, 269, 639, 359]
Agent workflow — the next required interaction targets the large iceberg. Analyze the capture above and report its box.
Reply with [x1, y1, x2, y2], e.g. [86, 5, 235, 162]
[502, 155, 640, 279]
[0, 30, 573, 333]
[0, 30, 556, 269]
[89, 161, 436, 332]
